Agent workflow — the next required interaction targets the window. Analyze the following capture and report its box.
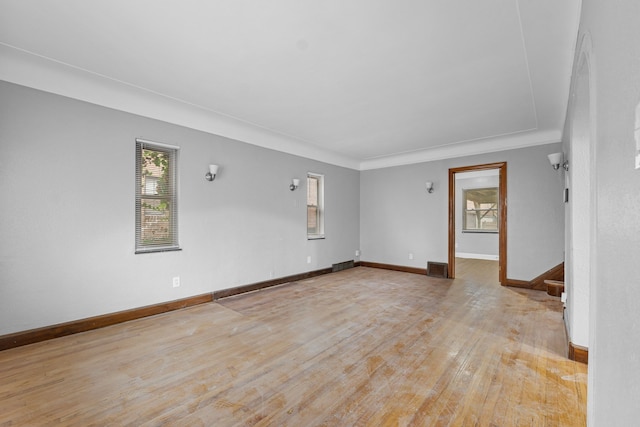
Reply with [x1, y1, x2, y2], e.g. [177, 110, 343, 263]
[135, 139, 180, 253]
[462, 187, 498, 232]
[307, 172, 325, 239]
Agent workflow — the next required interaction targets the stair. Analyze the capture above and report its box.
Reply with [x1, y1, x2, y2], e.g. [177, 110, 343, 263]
[544, 280, 565, 297]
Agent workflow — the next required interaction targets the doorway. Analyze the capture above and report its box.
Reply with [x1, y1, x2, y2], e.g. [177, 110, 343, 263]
[448, 162, 507, 284]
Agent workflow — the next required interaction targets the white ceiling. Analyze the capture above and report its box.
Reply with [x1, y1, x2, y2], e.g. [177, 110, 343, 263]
[0, 0, 581, 170]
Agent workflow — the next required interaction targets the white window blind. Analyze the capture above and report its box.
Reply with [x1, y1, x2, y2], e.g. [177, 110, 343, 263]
[135, 139, 180, 253]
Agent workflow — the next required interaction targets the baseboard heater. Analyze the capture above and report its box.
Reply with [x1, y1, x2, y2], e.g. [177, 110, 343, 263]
[332, 260, 355, 272]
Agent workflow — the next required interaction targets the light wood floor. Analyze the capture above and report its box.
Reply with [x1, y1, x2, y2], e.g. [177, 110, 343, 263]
[454, 257, 500, 284]
[0, 266, 586, 426]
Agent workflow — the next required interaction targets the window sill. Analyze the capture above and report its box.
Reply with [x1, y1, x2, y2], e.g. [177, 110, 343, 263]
[135, 247, 182, 254]
[307, 235, 325, 240]
[461, 230, 498, 234]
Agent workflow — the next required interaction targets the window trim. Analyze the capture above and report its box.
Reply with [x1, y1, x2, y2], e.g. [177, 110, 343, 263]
[306, 172, 325, 240]
[135, 138, 181, 254]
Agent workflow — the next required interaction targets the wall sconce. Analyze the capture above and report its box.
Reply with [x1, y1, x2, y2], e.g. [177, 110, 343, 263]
[290, 178, 300, 191]
[425, 181, 434, 193]
[548, 153, 569, 171]
[205, 164, 219, 181]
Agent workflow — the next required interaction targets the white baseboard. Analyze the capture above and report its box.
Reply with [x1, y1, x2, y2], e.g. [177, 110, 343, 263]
[455, 252, 499, 261]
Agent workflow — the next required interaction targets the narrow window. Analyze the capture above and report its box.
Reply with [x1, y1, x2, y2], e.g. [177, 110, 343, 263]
[135, 139, 180, 253]
[307, 172, 325, 239]
[462, 187, 498, 232]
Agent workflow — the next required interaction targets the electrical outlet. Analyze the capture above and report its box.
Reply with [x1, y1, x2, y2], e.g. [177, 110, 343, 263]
[172, 276, 180, 288]
[409, 253, 414, 260]
[307, 256, 312, 264]
[355, 250, 360, 257]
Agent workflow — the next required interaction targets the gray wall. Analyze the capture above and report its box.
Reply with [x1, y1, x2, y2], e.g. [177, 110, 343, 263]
[575, 1, 640, 423]
[0, 81, 360, 335]
[360, 143, 565, 281]
[455, 175, 499, 258]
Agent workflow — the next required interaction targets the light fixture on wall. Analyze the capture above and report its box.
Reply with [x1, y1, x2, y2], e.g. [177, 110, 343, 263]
[205, 164, 219, 181]
[548, 152, 569, 171]
[425, 181, 434, 193]
[290, 178, 300, 191]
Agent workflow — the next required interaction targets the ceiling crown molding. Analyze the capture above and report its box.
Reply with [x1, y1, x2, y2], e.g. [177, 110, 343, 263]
[359, 129, 562, 170]
[1, 43, 561, 172]
[0, 43, 360, 170]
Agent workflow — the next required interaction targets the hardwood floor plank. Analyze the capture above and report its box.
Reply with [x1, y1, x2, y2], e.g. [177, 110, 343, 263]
[0, 264, 586, 425]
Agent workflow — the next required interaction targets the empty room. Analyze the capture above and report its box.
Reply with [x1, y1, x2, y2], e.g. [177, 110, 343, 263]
[1, 1, 639, 425]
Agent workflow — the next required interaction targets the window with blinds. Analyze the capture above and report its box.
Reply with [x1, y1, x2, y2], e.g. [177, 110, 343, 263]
[307, 172, 325, 239]
[135, 139, 180, 253]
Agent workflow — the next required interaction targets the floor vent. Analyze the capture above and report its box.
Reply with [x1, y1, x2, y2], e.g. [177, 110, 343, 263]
[332, 260, 355, 272]
[427, 262, 449, 278]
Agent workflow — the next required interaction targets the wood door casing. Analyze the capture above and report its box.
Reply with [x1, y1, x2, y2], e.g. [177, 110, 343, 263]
[448, 162, 507, 284]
